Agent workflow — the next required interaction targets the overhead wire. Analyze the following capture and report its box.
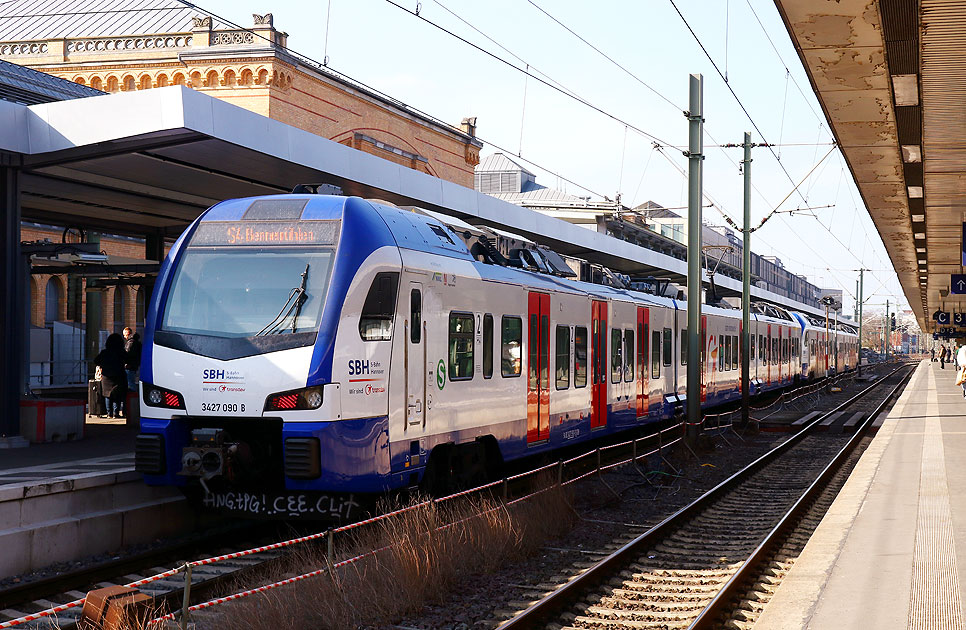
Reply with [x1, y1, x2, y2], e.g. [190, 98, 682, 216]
[382, 0, 679, 148]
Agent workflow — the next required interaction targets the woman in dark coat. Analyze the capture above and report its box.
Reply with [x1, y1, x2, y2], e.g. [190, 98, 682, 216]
[94, 333, 128, 419]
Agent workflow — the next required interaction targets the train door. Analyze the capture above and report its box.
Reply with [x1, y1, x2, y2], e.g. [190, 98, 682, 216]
[527, 292, 550, 444]
[405, 282, 426, 430]
[636, 306, 649, 417]
[591, 300, 608, 429]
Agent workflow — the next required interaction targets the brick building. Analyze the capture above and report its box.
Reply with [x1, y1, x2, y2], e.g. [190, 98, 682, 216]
[0, 1, 481, 186]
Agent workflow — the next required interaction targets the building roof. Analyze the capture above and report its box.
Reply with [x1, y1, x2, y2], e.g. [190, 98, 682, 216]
[0, 0, 231, 41]
[0, 58, 102, 104]
[476, 152, 534, 176]
[487, 181, 588, 205]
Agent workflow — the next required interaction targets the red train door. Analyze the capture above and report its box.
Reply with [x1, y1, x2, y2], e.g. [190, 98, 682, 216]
[636, 307, 649, 417]
[527, 292, 550, 444]
[700, 315, 707, 402]
[591, 300, 608, 429]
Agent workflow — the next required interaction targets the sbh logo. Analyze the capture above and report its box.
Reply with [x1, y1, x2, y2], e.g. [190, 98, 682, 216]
[203, 369, 225, 380]
[349, 360, 370, 376]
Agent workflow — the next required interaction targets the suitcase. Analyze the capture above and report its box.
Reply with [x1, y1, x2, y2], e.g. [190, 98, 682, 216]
[88, 380, 106, 416]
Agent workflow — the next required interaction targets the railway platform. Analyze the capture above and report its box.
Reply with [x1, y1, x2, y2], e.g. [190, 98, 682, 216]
[757, 359, 966, 629]
[0, 416, 198, 577]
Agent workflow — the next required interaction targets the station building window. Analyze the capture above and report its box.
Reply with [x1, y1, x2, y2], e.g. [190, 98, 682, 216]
[574, 326, 588, 388]
[448, 313, 474, 380]
[501, 316, 522, 377]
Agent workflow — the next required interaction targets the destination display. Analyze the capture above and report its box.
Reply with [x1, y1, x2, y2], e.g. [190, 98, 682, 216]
[190, 220, 340, 247]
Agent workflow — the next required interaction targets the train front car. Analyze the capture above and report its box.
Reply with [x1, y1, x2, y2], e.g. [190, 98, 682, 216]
[136, 195, 398, 522]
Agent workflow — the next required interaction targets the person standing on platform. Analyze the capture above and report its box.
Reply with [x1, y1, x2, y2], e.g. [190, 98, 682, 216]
[123, 327, 142, 391]
[932, 347, 936, 362]
[94, 333, 128, 419]
[941, 344, 948, 369]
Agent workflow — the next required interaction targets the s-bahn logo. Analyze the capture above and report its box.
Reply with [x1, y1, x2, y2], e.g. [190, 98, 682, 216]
[436, 359, 446, 390]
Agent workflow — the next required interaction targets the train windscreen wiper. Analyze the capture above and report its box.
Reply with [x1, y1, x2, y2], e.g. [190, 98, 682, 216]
[255, 264, 309, 336]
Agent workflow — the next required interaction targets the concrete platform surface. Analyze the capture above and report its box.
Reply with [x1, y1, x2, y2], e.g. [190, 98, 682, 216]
[756, 360, 966, 629]
[0, 420, 136, 482]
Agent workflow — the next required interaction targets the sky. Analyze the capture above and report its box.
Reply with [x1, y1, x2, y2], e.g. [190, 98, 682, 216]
[195, 0, 911, 317]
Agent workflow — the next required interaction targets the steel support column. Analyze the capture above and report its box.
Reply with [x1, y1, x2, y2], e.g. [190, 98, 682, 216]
[0, 165, 26, 445]
[740, 133, 752, 426]
[686, 74, 704, 439]
[857, 269, 864, 376]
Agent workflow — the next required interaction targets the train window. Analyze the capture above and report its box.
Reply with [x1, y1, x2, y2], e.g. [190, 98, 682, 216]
[501, 316, 522, 377]
[448, 313, 474, 380]
[611, 328, 623, 383]
[732, 335, 738, 370]
[359, 272, 399, 342]
[624, 329, 634, 382]
[751, 333, 756, 361]
[663, 328, 672, 366]
[651, 330, 661, 379]
[410, 289, 421, 343]
[556, 326, 570, 389]
[483, 314, 493, 379]
[726, 336, 734, 370]
[574, 326, 588, 388]
[719, 335, 725, 371]
[759, 335, 765, 361]
[681, 329, 688, 365]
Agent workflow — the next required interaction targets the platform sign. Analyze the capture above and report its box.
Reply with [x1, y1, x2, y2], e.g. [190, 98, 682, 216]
[938, 311, 950, 325]
[952, 274, 966, 294]
[956, 312, 966, 327]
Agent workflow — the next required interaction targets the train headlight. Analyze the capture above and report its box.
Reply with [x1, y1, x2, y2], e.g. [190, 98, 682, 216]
[265, 386, 324, 411]
[142, 383, 186, 409]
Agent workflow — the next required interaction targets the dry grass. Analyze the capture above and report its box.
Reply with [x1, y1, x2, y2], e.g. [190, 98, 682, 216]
[210, 484, 574, 630]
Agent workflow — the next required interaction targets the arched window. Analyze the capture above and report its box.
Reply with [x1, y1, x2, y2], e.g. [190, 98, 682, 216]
[90, 76, 103, 90]
[156, 74, 169, 87]
[123, 75, 136, 91]
[140, 75, 152, 90]
[189, 71, 202, 87]
[45, 277, 61, 326]
[257, 69, 269, 85]
[113, 286, 126, 332]
[240, 69, 253, 86]
[173, 73, 185, 86]
[223, 69, 236, 87]
[74, 76, 87, 86]
[205, 70, 218, 87]
[106, 76, 119, 92]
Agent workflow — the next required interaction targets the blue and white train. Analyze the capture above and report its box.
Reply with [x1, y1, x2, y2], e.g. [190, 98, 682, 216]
[135, 194, 857, 520]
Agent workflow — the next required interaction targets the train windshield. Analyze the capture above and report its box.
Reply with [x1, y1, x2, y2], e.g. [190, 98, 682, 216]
[161, 246, 334, 338]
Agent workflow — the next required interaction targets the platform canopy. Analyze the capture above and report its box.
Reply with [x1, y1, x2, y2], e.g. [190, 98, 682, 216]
[774, 0, 965, 331]
[0, 85, 832, 316]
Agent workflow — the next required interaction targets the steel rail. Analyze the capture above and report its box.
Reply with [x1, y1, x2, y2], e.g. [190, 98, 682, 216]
[496, 363, 911, 630]
[687, 364, 914, 629]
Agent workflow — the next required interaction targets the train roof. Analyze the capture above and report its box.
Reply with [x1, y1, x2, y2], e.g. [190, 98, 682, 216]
[198, 195, 811, 326]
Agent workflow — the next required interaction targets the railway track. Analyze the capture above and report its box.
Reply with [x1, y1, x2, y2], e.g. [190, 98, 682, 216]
[0, 366, 904, 630]
[495, 363, 913, 630]
[0, 523, 303, 630]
